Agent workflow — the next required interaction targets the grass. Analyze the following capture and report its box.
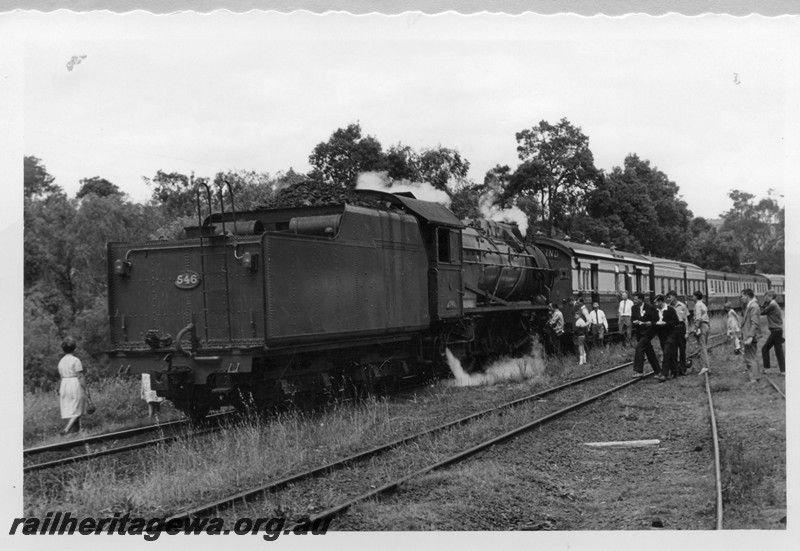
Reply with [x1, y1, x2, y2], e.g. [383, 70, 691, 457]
[23, 376, 181, 447]
[719, 433, 776, 505]
[21, 335, 681, 517]
[24, 396, 406, 517]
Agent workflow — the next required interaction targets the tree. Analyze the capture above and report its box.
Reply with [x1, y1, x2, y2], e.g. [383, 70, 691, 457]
[273, 168, 308, 193]
[23, 290, 63, 391]
[24, 191, 75, 297]
[685, 223, 741, 272]
[384, 144, 471, 193]
[415, 147, 470, 192]
[511, 118, 601, 236]
[449, 180, 485, 220]
[567, 212, 640, 252]
[24, 156, 60, 198]
[308, 123, 387, 189]
[719, 189, 784, 273]
[213, 169, 275, 211]
[77, 177, 122, 199]
[144, 170, 208, 218]
[585, 154, 692, 259]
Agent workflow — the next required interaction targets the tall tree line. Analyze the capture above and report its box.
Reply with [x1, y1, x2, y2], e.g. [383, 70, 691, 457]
[23, 120, 784, 391]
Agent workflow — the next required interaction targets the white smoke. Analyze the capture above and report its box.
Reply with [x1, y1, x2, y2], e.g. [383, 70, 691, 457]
[477, 188, 529, 237]
[356, 171, 452, 207]
[444, 341, 546, 387]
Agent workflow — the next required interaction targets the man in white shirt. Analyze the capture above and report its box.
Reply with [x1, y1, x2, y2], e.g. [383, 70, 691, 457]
[618, 291, 634, 346]
[590, 302, 609, 349]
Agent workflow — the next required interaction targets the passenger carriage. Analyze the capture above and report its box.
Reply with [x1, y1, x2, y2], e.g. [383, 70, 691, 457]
[644, 255, 706, 312]
[705, 270, 770, 313]
[534, 237, 651, 335]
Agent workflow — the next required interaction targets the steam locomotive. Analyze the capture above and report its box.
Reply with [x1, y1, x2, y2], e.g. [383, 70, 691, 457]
[107, 189, 555, 419]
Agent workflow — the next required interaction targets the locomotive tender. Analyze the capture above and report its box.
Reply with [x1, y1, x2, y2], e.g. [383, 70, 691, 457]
[107, 189, 555, 418]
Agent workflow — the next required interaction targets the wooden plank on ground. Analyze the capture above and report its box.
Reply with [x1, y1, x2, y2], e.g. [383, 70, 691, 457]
[583, 439, 660, 448]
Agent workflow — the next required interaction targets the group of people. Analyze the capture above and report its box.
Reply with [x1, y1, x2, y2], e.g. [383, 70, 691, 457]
[56, 336, 164, 434]
[631, 287, 784, 384]
[630, 290, 699, 381]
[724, 289, 785, 383]
[546, 287, 785, 384]
[546, 295, 608, 365]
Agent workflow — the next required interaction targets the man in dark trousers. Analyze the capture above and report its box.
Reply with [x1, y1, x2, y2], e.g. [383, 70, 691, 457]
[631, 292, 661, 378]
[760, 290, 785, 375]
[654, 294, 679, 381]
[667, 290, 690, 375]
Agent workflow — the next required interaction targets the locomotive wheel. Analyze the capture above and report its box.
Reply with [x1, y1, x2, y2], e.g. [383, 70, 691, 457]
[173, 398, 211, 422]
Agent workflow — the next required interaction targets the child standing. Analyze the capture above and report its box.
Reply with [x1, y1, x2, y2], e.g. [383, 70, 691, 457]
[573, 312, 588, 365]
[725, 301, 743, 355]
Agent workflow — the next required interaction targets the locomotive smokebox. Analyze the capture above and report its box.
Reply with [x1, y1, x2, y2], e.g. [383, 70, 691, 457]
[461, 219, 551, 308]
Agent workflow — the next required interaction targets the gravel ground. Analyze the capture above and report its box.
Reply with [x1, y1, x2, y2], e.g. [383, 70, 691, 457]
[336, 342, 787, 532]
[215, 359, 638, 525]
[25, 336, 787, 543]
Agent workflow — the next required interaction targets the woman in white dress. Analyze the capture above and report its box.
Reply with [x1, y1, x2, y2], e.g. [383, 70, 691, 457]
[58, 336, 87, 434]
[141, 373, 164, 418]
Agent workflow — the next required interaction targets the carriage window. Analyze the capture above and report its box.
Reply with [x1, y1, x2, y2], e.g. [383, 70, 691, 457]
[582, 267, 591, 290]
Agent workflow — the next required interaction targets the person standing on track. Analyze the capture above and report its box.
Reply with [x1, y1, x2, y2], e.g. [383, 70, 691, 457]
[740, 288, 761, 384]
[667, 290, 690, 375]
[631, 292, 661, 378]
[692, 290, 711, 376]
[760, 290, 784, 376]
[618, 291, 634, 347]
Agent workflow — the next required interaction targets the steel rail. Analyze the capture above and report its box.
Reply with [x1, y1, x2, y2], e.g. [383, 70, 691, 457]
[296, 375, 646, 528]
[23, 412, 233, 470]
[300, 337, 730, 528]
[166, 360, 652, 521]
[166, 333, 728, 521]
[24, 418, 194, 457]
[763, 375, 785, 399]
[24, 427, 222, 473]
[702, 370, 724, 530]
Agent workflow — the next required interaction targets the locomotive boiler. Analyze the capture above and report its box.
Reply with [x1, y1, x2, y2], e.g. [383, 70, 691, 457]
[107, 188, 554, 418]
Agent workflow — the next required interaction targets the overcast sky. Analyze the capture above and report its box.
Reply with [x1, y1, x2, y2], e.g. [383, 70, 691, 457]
[10, 12, 800, 220]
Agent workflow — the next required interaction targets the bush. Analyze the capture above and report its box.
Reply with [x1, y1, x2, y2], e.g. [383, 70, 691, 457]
[23, 293, 62, 391]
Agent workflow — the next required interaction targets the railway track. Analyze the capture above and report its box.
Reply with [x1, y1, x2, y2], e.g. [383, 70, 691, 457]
[23, 412, 233, 473]
[700, 339, 785, 530]
[701, 368, 724, 530]
[763, 374, 786, 399]
[165, 334, 727, 524]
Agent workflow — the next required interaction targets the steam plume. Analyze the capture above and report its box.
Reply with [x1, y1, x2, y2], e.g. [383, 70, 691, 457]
[356, 171, 451, 207]
[477, 188, 529, 237]
[444, 341, 546, 387]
